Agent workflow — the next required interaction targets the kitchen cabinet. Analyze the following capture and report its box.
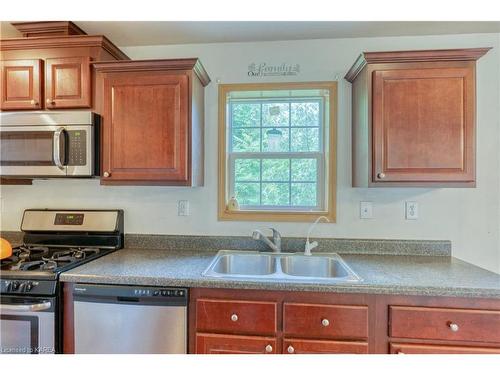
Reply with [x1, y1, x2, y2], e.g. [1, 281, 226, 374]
[345, 48, 491, 187]
[93, 59, 210, 186]
[0, 59, 43, 110]
[1, 56, 91, 110]
[196, 333, 278, 354]
[45, 56, 91, 109]
[190, 289, 371, 354]
[188, 288, 500, 354]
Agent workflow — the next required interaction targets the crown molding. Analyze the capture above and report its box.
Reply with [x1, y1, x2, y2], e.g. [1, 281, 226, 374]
[11, 21, 87, 37]
[93, 58, 211, 86]
[0, 35, 129, 60]
[344, 47, 492, 82]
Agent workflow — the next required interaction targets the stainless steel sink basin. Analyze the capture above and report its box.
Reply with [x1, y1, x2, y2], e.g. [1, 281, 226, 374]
[210, 252, 275, 276]
[280, 255, 354, 279]
[203, 250, 361, 283]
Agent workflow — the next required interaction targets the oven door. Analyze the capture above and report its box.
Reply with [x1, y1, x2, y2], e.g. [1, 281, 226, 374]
[0, 296, 55, 354]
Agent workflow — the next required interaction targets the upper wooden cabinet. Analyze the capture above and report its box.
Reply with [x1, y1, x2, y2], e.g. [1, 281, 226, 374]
[345, 48, 491, 187]
[0, 59, 43, 110]
[45, 56, 91, 109]
[94, 59, 210, 186]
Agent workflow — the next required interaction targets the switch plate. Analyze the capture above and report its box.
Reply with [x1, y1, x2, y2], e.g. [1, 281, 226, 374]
[405, 201, 418, 220]
[360, 201, 373, 219]
[177, 200, 189, 216]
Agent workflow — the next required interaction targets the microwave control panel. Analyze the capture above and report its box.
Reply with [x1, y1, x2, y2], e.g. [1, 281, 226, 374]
[67, 130, 87, 166]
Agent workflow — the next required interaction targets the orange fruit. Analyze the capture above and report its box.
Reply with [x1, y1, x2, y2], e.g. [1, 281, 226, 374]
[0, 237, 13, 259]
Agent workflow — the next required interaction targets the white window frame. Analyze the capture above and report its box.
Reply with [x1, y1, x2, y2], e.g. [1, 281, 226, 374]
[227, 96, 326, 211]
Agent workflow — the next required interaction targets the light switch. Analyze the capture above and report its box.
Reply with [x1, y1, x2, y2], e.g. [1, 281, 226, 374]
[360, 201, 373, 219]
[405, 201, 418, 220]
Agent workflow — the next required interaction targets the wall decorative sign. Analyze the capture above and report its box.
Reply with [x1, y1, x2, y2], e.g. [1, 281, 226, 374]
[248, 62, 300, 77]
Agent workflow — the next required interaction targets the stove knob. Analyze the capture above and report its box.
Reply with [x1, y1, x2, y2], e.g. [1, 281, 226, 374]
[25, 282, 34, 292]
[11, 281, 20, 291]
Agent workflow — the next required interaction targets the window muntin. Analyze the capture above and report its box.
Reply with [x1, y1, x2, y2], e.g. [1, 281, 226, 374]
[226, 91, 329, 212]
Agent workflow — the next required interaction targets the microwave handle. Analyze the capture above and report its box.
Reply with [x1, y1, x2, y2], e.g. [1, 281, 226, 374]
[53, 127, 66, 169]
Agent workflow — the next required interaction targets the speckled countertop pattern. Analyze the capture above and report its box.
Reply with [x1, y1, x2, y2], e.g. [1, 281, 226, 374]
[60, 248, 500, 298]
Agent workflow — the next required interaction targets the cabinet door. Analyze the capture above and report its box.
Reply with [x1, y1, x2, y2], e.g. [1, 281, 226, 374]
[196, 333, 277, 354]
[284, 339, 368, 354]
[101, 72, 189, 183]
[390, 343, 500, 354]
[45, 56, 91, 109]
[0, 59, 42, 110]
[372, 66, 474, 183]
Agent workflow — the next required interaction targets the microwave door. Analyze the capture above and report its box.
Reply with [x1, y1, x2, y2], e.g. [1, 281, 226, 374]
[0, 126, 67, 177]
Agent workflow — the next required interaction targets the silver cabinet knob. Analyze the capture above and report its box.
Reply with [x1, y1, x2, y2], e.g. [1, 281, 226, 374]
[377, 172, 386, 179]
[230, 313, 238, 322]
[321, 318, 330, 327]
[265, 344, 273, 353]
[397, 351, 405, 354]
[30, 99, 38, 105]
[287, 345, 295, 354]
[448, 322, 459, 332]
[103, 171, 110, 178]
[46, 98, 55, 105]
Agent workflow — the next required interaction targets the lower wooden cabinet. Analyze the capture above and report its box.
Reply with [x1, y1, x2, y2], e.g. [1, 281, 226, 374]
[196, 333, 277, 354]
[390, 343, 500, 354]
[189, 288, 500, 354]
[284, 339, 368, 354]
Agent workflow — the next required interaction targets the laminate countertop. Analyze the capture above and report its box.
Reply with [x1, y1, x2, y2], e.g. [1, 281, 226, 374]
[59, 248, 500, 298]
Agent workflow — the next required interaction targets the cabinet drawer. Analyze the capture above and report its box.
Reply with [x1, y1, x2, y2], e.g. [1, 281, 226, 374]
[283, 303, 368, 340]
[196, 298, 277, 335]
[284, 339, 368, 354]
[196, 333, 277, 354]
[390, 306, 500, 343]
[390, 343, 500, 354]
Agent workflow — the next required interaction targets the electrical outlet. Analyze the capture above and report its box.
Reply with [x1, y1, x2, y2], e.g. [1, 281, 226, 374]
[405, 201, 418, 220]
[360, 201, 373, 219]
[177, 200, 189, 216]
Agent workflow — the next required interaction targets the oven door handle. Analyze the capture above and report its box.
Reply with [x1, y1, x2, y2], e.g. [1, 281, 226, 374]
[0, 301, 52, 312]
[53, 127, 66, 170]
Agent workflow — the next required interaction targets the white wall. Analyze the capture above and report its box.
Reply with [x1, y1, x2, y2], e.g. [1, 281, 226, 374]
[1, 33, 499, 273]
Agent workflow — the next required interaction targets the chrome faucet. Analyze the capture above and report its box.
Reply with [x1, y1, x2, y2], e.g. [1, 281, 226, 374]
[252, 228, 282, 253]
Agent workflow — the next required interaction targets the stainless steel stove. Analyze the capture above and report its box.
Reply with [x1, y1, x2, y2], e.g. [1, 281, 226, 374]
[0, 209, 124, 354]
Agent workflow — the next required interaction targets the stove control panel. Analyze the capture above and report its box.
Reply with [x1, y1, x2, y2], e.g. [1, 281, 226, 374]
[1, 279, 56, 295]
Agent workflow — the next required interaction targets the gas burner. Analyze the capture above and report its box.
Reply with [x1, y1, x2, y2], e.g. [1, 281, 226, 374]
[18, 260, 46, 271]
[72, 248, 100, 259]
[17, 246, 49, 261]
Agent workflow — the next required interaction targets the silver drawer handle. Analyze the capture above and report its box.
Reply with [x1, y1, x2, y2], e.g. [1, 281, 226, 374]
[230, 313, 238, 322]
[448, 322, 459, 332]
[321, 318, 330, 327]
[287, 345, 295, 354]
[0, 301, 51, 312]
[265, 344, 273, 353]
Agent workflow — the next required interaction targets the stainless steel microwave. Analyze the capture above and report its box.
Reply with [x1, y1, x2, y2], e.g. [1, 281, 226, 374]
[0, 111, 99, 178]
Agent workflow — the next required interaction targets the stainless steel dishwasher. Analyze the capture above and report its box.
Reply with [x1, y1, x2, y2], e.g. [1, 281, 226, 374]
[73, 284, 187, 354]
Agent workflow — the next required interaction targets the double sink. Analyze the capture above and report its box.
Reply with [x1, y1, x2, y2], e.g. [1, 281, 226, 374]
[203, 250, 361, 283]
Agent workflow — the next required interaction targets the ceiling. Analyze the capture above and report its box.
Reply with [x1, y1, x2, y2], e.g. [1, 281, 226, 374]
[1, 21, 500, 46]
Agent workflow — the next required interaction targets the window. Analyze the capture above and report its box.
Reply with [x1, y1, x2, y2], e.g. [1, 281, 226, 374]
[218, 82, 336, 222]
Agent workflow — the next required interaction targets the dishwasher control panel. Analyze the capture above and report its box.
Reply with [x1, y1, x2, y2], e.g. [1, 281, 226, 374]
[73, 284, 188, 306]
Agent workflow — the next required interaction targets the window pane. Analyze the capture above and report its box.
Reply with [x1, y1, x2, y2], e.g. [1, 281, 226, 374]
[262, 159, 289, 181]
[291, 159, 317, 181]
[232, 128, 260, 152]
[262, 103, 289, 127]
[262, 183, 289, 206]
[291, 183, 317, 206]
[291, 128, 320, 152]
[235, 183, 260, 205]
[291, 102, 320, 127]
[262, 128, 289, 152]
[235, 159, 260, 181]
[232, 103, 260, 127]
